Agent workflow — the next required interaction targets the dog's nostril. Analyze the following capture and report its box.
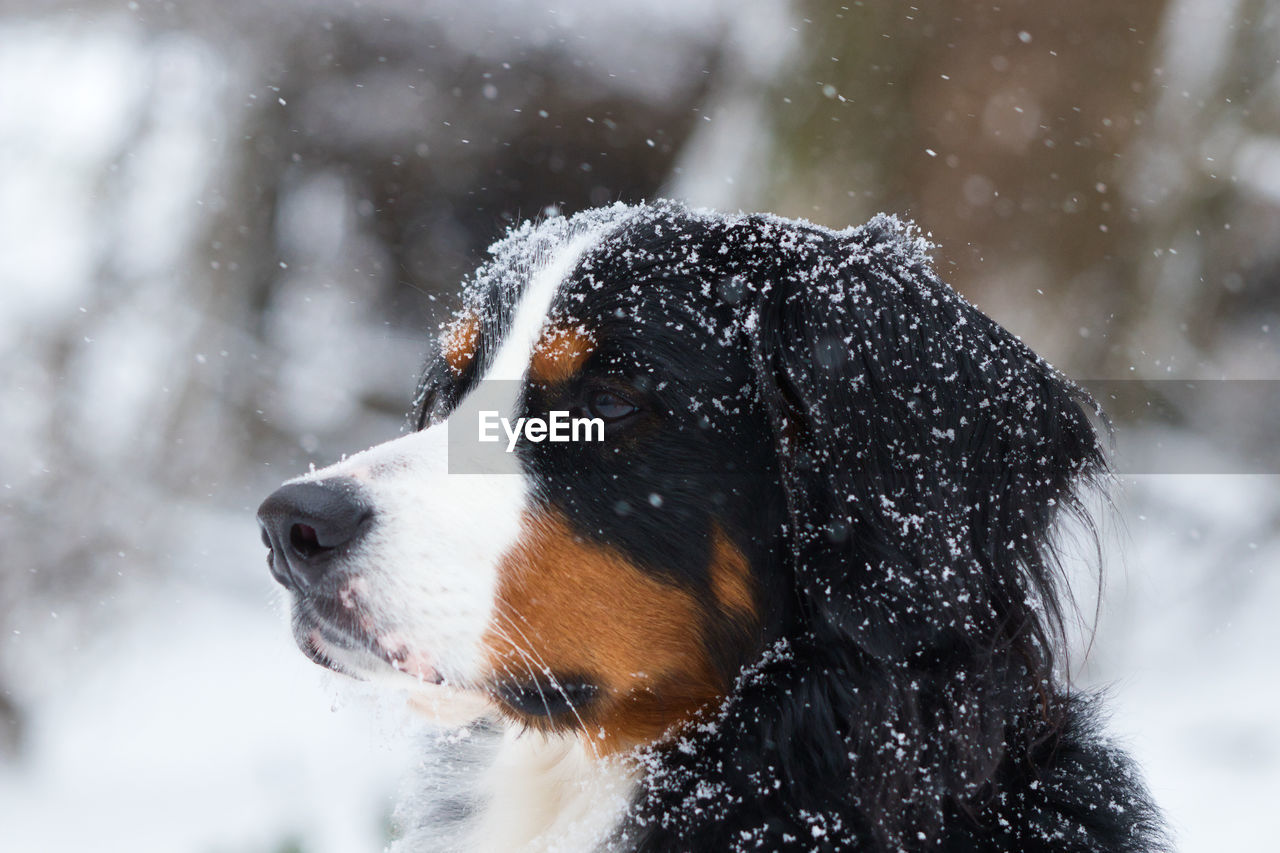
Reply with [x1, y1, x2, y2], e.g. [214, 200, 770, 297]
[289, 522, 328, 558]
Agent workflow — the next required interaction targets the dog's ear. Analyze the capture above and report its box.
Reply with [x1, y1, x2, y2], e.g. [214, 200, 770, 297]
[746, 214, 1105, 664]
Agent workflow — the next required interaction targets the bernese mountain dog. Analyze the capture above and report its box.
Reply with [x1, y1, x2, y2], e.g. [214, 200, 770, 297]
[257, 201, 1165, 852]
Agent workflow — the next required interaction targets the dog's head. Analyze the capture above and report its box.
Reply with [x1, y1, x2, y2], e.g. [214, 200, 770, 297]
[258, 201, 1102, 754]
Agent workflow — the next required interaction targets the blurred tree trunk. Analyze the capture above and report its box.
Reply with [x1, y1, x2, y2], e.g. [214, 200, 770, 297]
[743, 0, 1171, 376]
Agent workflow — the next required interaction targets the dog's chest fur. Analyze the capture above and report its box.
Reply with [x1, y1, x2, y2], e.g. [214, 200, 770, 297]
[393, 719, 638, 853]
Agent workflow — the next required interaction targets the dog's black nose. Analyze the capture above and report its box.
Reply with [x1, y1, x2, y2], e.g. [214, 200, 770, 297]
[257, 478, 371, 590]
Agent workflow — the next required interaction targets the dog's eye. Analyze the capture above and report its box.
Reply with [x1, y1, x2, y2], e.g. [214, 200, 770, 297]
[586, 388, 639, 422]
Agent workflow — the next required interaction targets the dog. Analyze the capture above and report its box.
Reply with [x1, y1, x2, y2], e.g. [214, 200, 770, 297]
[257, 201, 1165, 851]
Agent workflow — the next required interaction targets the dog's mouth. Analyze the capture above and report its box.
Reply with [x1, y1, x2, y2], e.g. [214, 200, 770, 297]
[289, 593, 445, 685]
[287, 587, 609, 731]
[289, 593, 606, 723]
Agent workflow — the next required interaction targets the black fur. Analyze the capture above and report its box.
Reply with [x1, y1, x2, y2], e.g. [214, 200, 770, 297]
[422, 202, 1165, 851]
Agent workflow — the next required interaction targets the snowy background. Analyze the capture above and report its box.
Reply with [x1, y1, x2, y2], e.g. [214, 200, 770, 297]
[0, 1, 1277, 850]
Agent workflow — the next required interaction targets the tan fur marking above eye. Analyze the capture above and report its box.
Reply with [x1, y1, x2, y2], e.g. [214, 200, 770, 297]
[441, 312, 480, 375]
[709, 526, 756, 620]
[483, 510, 723, 753]
[529, 324, 596, 384]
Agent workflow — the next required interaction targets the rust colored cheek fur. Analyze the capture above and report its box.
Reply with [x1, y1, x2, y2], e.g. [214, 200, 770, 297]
[482, 510, 726, 753]
[708, 525, 756, 622]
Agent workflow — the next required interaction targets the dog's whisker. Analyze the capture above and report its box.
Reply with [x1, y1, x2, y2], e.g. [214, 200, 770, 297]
[492, 606, 596, 752]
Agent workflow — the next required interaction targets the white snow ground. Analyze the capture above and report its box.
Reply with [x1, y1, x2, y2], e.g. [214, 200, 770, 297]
[0, 508, 423, 853]
[1076, 473, 1280, 853]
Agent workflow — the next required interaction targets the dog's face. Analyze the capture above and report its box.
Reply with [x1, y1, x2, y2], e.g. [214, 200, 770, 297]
[259, 201, 1102, 759]
[258, 204, 787, 751]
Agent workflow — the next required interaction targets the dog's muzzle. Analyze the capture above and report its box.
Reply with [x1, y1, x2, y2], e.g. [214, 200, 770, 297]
[257, 478, 372, 591]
